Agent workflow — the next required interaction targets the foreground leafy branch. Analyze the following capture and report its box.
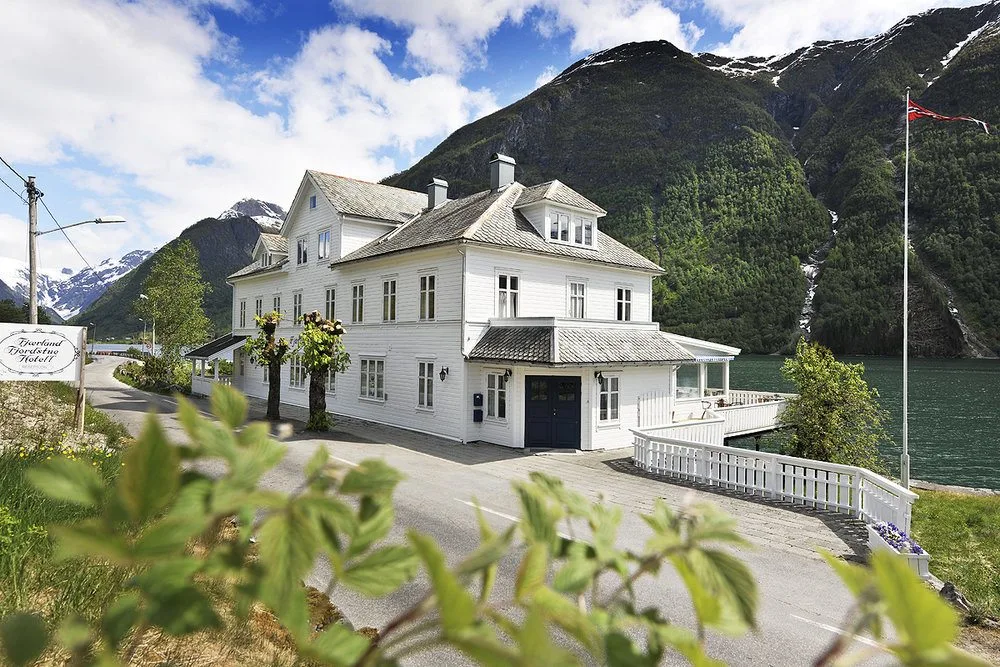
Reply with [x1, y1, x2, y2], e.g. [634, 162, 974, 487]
[0, 384, 989, 666]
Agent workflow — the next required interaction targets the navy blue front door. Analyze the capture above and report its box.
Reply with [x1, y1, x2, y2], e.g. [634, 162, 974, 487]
[524, 376, 581, 449]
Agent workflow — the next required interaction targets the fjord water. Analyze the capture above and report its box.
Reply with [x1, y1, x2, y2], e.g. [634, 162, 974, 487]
[729, 355, 1000, 490]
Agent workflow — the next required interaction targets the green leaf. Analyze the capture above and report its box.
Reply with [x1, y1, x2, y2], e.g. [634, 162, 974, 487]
[133, 516, 206, 559]
[456, 524, 517, 576]
[27, 457, 105, 508]
[340, 459, 404, 496]
[515, 543, 548, 602]
[553, 541, 599, 595]
[409, 531, 476, 635]
[870, 550, 958, 654]
[531, 587, 603, 654]
[515, 485, 558, 547]
[257, 507, 317, 639]
[119, 414, 180, 523]
[309, 623, 370, 666]
[606, 631, 657, 667]
[166, 475, 213, 522]
[305, 445, 330, 480]
[135, 558, 221, 636]
[210, 383, 247, 428]
[230, 432, 286, 488]
[346, 502, 394, 557]
[516, 606, 578, 666]
[448, 626, 520, 667]
[820, 551, 873, 599]
[0, 613, 49, 667]
[341, 546, 419, 597]
[651, 623, 722, 667]
[52, 522, 131, 563]
[56, 615, 91, 652]
[101, 592, 140, 650]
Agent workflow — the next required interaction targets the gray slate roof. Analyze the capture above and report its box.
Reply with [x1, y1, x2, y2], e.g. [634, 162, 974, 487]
[515, 180, 607, 215]
[308, 170, 427, 223]
[258, 233, 287, 254]
[468, 326, 694, 365]
[334, 182, 662, 273]
[228, 257, 288, 280]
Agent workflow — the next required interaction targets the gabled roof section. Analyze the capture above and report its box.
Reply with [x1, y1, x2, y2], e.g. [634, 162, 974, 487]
[227, 257, 288, 281]
[308, 170, 427, 223]
[257, 233, 287, 255]
[184, 333, 248, 360]
[333, 182, 662, 273]
[515, 180, 607, 215]
[468, 325, 694, 365]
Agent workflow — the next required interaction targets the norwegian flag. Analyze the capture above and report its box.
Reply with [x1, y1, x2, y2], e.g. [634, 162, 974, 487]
[908, 100, 990, 134]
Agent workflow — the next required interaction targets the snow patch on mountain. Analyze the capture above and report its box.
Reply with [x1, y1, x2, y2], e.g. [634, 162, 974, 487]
[219, 198, 286, 231]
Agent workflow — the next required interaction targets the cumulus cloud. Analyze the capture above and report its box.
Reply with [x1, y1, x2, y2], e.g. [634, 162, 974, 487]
[703, 0, 984, 56]
[0, 1, 497, 269]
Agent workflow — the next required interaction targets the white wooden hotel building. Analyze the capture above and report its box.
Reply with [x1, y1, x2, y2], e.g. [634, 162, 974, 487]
[188, 155, 786, 450]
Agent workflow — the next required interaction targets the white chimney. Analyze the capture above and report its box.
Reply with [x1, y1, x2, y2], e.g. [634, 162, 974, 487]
[489, 153, 515, 191]
[427, 178, 448, 208]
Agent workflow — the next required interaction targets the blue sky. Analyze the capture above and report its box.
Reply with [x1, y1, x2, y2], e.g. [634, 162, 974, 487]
[0, 0, 983, 272]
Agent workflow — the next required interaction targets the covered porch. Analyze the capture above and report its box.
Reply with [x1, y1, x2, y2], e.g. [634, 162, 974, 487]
[183, 333, 247, 397]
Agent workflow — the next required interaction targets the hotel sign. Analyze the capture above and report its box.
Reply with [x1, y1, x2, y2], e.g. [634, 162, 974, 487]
[0, 324, 85, 382]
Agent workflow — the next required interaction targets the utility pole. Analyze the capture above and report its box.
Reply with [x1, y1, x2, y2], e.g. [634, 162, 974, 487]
[27, 176, 39, 325]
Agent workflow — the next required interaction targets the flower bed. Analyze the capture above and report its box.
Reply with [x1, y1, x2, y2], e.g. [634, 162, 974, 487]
[867, 521, 931, 580]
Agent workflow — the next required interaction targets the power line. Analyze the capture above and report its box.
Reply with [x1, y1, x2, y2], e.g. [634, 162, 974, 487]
[39, 196, 94, 271]
[0, 153, 27, 185]
[0, 173, 26, 204]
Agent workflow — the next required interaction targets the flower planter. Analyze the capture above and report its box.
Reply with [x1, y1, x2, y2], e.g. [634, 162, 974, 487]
[867, 524, 931, 581]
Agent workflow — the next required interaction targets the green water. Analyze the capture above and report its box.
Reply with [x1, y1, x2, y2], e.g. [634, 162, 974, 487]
[729, 355, 1000, 490]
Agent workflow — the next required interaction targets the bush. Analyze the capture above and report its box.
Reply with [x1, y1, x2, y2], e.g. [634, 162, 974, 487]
[114, 358, 191, 395]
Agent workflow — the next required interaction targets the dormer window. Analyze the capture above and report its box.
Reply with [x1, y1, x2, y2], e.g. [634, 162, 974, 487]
[548, 208, 595, 248]
[262, 253, 272, 266]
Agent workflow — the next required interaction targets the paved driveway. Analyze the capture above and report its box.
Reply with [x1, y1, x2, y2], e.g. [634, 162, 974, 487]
[86, 357, 879, 666]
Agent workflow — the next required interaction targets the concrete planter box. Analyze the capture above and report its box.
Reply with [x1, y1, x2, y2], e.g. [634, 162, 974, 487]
[867, 524, 931, 581]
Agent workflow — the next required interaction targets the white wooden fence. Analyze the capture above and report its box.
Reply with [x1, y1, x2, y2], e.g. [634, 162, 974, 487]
[632, 430, 917, 531]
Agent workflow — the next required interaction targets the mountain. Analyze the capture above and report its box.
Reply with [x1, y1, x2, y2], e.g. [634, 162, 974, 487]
[383, 1, 1000, 357]
[0, 249, 152, 321]
[73, 207, 277, 339]
[218, 198, 286, 231]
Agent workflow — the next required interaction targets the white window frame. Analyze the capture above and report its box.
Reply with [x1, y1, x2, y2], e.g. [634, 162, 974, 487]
[273, 293, 281, 315]
[616, 286, 632, 322]
[486, 371, 507, 422]
[262, 365, 268, 385]
[309, 194, 317, 209]
[254, 297, 263, 318]
[292, 291, 303, 323]
[417, 360, 434, 410]
[325, 286, 336, 321]
[584, 218, 594, 246]
[238, 299, 246, 328]
[352, 283, 364, 323]
[317, 229, 331, 261]
[289, 354, 306, 389]
[598, 375, 620, 423]
[296, 237, 308, 265]
[419, 273, 436, 321]
[383, 278, 397, 322]
[496, 272, 519, 318]
[326, 368, 336, 394]
[568, 280, 586, 319]
[359, 357, 385, 401]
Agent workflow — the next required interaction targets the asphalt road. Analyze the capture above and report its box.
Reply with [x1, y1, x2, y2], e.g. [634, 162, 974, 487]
[85, 357, 888, 666]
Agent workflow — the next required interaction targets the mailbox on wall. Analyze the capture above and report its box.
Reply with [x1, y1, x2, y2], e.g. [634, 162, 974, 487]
[473, 409, 483, 423]
[473, 392, 483, 407]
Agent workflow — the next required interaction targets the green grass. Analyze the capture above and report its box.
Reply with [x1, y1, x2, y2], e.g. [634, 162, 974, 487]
[0, 383, 131, 622]
[910, 490, 1000, 621]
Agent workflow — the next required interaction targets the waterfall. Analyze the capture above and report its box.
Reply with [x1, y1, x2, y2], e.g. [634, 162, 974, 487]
[799, 210, 839, 338]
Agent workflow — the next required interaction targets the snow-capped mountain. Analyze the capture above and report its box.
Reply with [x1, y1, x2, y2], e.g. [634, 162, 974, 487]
[218, 198, 286, 231]
[0, 249, 153, 319]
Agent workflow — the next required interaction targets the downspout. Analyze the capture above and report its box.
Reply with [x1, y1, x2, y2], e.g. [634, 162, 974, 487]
[459, 246, 469, 443]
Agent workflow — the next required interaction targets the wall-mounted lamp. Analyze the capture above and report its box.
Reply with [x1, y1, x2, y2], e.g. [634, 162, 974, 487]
[594, 370, 605, 383]
[439, 367, 450, 382]
[503, 368, 513, 380]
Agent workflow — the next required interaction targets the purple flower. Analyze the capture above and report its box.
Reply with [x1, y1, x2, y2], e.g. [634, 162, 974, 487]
[873, 521, 924, 555]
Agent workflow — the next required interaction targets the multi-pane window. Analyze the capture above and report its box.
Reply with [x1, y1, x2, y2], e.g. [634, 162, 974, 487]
[293, 292, 303, 322]
[419, 275, 436, 320]
[497, 274, 519, 318]
[352, 284, 364, 323]
[616, 287, 632, 321]
[569, 282, 586, 318]
[309, 194, 317, 209]
[573, 217, 584, 244]
[297, 237, 308, 265]
[552, 212, 570, 241]
[239, 300, 246, 327]
[289, 355, 306, 388]
[326, 369, 336, 393]
[325, 287, 336, 320]
[599, 376, 620, 422]
[255, 297, 263, 318]
[417, 361, 434, 409]
[486, 372, 507, 421]
[584, 218, 594, 246]
[317, 229, 331, 260]
[262, 253, 272, 267]
[262, 366, 268, 384]
[360, 358, 384, 400]
[383, 279, 397, 322]
[273, 294, 281, 314]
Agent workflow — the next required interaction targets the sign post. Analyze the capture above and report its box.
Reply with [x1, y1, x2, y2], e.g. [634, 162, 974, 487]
[75, 328, 87, 435]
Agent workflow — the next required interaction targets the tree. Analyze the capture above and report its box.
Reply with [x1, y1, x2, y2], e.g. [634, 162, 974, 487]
[299, 311, 351, 431]
[243, 311, 291, 421]
[134, 240, 210, 364]
[6, 384, 988, 667]
[0, 299, 51, 324]
[780, 339, 889, 473]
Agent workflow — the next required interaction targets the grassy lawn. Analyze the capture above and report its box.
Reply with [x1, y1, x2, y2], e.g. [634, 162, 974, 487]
[910, 489, 1000, 621]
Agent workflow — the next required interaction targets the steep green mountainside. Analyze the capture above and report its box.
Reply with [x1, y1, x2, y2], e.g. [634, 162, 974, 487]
[73, 216, 262, 340]
[384, 2, 1000, 356]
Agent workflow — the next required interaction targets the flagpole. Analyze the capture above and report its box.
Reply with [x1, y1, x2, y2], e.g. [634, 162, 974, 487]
[901, 88, 911, 489]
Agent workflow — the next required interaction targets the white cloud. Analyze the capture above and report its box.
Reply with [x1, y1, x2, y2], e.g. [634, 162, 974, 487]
[535, 65, 559, 88]
[703, 0, 984, 56]
[334, 0, 701, 74]
[0, 1, 497, 270]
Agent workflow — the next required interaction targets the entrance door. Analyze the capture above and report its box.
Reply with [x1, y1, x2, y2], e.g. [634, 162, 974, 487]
[524, 375, 581, 449]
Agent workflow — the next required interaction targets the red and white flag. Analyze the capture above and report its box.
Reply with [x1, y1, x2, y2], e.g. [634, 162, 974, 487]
[908, 100, 990, 134]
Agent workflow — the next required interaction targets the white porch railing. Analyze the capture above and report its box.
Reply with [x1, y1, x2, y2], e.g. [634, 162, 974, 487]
[632, 430, 918, 532]
[192, 375, 232, 395]
[638, 389, 794, 440]
[643, 410, 726, 445]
